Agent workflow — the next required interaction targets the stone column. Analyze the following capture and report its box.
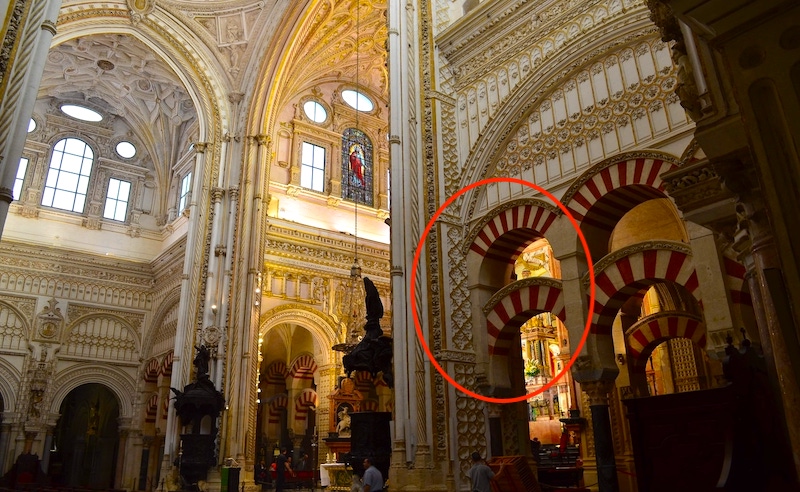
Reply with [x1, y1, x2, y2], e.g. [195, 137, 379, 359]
[582, 380, 619, 492]
[115, 425, 130, 489]
[0, 0, 61, 238]
[731, 191, 800, 476]
[0, 419, 13, 474]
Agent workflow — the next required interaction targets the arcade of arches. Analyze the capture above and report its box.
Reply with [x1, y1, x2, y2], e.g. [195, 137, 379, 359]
[1, 0, 799, 491]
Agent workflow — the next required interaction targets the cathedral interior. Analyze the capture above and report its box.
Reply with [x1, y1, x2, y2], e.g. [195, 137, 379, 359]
[1, 0, 799, 491]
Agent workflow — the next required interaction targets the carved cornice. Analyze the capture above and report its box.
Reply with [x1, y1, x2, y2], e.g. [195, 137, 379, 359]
[483, 277, 563, 315]
[661, 159, 731, 211]
[0, 241, 154, 287]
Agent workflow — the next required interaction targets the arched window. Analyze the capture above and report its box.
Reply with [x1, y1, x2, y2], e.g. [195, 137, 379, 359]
[341, 128, 373, 206]
[42, 137, 94, 213]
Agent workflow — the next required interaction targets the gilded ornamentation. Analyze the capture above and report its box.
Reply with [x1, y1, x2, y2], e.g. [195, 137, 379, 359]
[36, 298, 63, 341]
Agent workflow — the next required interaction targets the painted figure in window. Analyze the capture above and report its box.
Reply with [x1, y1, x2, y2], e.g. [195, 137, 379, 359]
[349, 143, 365, 186]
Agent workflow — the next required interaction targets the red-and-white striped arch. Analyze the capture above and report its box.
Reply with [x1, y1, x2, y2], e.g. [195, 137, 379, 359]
[265, 361, 289, 386]
[294, 388, 318, 422]
[161, 351, 173, 377]
[144, 358, 160, 383]
[626, 312, 706, 358]
[354, 371, 373, 392]
[723, 255, 752, 306]
[290, 354, 317, 381]
[566, 157, 678, 230]
[486, 280, 565, 356]
[591, 245, 699, 335]
[145, 394, 158, 423]
[468, 202, 559, 262]
[268, 394, 288, 424]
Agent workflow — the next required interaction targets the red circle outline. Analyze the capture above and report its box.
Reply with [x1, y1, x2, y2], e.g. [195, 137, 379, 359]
[409, 177, 596, 404]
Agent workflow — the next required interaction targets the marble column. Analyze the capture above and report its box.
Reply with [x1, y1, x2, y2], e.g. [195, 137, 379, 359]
[732, 192, 800, 477]
[582, 380, 619, 492]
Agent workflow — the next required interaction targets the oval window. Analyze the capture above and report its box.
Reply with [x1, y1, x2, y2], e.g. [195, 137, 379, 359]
[61, 104, 103, 122]
[116, 141, 137, 158]
[303, 100, 327, 123]
[341, 90, 374, 112]
[28, 119, 36, 133]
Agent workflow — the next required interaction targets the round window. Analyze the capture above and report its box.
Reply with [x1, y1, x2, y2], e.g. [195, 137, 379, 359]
[116, 141, 137, 158]
[60, 104, 103, 122]
[303, 100, 327, 123]
[341, 90, 374, 112]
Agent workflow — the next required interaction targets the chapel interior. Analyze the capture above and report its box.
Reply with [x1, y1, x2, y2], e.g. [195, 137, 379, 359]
[1, 0, 799, 491]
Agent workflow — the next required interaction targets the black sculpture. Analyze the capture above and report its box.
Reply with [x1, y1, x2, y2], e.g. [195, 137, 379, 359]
[342, 277, 394, 387]
[170, 345, 225, 487]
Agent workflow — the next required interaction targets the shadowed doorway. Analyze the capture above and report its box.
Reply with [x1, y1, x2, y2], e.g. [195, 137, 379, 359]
[50, 383, 120, 489]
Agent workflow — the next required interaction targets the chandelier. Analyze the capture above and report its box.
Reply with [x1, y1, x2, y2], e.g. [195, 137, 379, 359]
[333, 0, 366, 354]
[332, 259, 364, 353]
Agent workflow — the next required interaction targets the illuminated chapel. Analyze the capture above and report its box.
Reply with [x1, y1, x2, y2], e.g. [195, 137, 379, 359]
[1, 0, 799, 491]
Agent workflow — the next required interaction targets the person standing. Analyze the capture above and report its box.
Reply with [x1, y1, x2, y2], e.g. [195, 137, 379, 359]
[255, 458, 268, 485]
[275, 448, 290, 492]
[467, 452, 495, 492]
[361, 458, 384, 492]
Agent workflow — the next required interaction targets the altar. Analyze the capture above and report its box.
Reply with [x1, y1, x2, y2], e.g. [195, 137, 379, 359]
[320, 463, 354, 491]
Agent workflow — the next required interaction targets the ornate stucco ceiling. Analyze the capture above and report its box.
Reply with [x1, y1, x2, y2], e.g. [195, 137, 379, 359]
[38, 34, 196, 181]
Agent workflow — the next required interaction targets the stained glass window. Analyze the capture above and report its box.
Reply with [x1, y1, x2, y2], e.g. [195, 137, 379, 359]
[341, 128, 373, 206]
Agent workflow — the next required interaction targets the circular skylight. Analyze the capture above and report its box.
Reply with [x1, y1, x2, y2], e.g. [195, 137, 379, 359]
[27, 119, 36, 133]
[61, 104, 103, 122]
[303, 100, 327, 123]
[116, 141, 136, 158]
[341, 90, 374, 112]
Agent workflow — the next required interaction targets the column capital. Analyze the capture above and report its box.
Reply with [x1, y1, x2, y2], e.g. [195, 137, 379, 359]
[581, 380, 616, 406]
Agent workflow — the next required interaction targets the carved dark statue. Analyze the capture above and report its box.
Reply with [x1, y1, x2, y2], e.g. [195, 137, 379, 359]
[194, 344, 210, 380]
[343, 277, 393, 387]
[170, 345, 225, 486]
